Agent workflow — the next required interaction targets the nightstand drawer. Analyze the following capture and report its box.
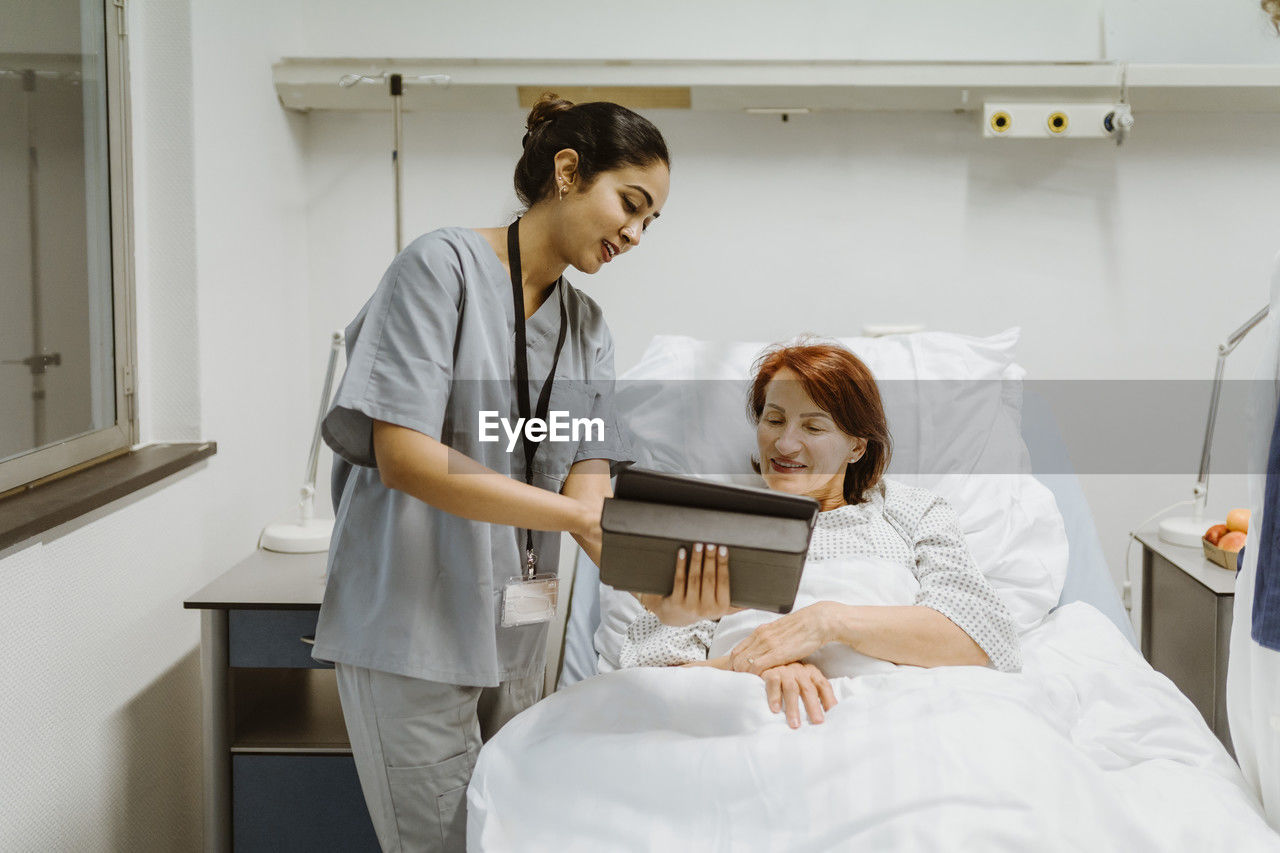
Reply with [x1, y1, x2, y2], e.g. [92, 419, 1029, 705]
[233, 754, 378, 851]
[229, 609, 329, 668]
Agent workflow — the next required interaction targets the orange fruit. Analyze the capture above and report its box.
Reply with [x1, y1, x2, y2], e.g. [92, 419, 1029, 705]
[1227, 508, 1251, 533]
[1220, 531, 1247, 552]
[1204, 524, 1229, 545]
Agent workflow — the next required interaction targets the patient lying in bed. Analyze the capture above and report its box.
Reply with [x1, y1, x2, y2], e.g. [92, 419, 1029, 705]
[468, 341, 1276, 851]
[618, 341, 1020, 726]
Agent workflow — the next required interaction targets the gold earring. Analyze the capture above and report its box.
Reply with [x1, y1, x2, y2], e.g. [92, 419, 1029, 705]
[558, 182, 566, 201]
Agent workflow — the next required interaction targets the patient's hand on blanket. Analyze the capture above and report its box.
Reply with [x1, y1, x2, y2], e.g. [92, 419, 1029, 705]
[763, 661, 837, 728]
[636, 542, 742, 627]
[679, 656, 836, 727]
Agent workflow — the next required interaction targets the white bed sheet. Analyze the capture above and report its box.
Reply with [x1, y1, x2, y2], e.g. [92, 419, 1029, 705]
[470, 603, 1277, 851]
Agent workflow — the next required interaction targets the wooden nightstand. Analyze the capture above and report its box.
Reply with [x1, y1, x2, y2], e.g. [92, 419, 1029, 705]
[1134, 529, 1238, 755]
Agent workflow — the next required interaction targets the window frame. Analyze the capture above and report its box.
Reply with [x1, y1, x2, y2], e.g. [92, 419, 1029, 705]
[0, 0, 138, 495]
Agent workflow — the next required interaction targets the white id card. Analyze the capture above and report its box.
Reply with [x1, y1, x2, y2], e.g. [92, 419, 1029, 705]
[501, 574, 558, 627]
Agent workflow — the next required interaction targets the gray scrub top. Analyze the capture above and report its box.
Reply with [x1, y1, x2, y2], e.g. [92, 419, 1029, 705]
[312, 227, 632, 687]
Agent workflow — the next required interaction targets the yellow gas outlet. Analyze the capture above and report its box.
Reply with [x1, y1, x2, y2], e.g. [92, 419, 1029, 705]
[985, 103, 1127, 139]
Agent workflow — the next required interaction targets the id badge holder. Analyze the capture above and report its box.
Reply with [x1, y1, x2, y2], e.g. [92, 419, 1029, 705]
[501, 551, 558, 628]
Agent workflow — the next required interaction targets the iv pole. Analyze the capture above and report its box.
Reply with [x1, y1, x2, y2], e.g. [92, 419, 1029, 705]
[391, 73, 403, 253]
[335, 69, 450, 254]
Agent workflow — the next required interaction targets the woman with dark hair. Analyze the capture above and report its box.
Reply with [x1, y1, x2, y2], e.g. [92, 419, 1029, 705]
[623, 342, 1019, 729]
[313, 93, 669, 850]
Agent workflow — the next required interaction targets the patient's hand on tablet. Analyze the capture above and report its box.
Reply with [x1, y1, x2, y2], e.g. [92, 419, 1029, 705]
[637, 542, 741, 627]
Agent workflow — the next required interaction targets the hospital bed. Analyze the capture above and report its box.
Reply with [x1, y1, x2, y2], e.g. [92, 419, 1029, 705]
[469, 330, 1277, 851]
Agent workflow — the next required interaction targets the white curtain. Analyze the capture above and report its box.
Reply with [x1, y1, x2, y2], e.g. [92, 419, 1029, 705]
[1227, 251, 1280, 829]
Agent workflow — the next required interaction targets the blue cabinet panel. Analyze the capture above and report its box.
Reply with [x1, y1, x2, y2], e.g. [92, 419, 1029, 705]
[233, 754, 379, 851]
[229, 609, 330, 668]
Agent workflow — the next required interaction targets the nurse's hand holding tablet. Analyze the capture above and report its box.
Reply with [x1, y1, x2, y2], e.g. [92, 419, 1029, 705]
[312, 93, 670, 851]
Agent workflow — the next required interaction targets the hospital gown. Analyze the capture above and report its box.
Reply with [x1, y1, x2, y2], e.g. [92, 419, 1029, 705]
[619, 478, 1022, 673]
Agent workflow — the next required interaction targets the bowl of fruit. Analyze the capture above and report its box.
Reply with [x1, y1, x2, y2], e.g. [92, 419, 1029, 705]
[1203, 509, 1250, 570]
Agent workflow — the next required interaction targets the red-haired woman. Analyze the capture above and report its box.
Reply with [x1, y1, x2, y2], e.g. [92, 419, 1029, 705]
[621, 342, 1020, 729]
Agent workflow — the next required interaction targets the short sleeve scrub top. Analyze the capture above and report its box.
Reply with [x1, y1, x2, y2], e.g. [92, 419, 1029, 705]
[312, 227, 632, 687]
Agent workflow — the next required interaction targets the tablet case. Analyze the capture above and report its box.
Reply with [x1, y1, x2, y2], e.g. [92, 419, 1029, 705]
[600, 468, 820, 613]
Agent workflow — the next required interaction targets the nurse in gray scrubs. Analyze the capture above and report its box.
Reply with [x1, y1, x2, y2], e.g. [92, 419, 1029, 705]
[312, 93, 670, 851]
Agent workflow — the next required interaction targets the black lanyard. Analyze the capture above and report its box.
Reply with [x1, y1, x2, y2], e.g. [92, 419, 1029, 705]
[507, 218, 569, 577]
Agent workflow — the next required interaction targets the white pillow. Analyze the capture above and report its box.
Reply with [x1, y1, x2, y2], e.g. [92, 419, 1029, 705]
[622, 328, 1027, 481]
[595, 329, 1069, 666]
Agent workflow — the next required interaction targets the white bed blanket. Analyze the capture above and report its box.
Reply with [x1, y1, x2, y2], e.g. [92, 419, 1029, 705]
[468, 603, 1279, 851]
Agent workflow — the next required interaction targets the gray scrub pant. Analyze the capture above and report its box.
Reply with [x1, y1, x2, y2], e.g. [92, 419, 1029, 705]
[334, 663, 542, 853]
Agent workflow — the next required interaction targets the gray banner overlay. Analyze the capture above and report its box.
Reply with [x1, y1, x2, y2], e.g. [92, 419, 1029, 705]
[438, 379, 1271, 476]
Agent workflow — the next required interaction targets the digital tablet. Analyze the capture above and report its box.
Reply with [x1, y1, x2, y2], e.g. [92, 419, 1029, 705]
[599, 468, 819, 613]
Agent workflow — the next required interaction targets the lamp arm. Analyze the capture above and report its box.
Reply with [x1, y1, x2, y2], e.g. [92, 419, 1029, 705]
[302, 331, 346, 510]
[1222, 306, 1270, 355]
[1196, 353, 1228, 499]
[1196, 305, 1271, 506]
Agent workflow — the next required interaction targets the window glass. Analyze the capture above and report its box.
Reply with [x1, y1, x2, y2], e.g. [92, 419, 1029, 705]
[1, 0, 116, 464]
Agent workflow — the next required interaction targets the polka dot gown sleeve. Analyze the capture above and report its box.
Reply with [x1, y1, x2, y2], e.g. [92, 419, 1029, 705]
[618, 612, 715, 668]
[889, 485, 1022, 673]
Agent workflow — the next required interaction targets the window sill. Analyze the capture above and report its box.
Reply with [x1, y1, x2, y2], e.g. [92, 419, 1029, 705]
[0, 442, 217, 551]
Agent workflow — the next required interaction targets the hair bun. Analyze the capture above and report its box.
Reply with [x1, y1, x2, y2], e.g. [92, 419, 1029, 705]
[522, 92, 575, 148]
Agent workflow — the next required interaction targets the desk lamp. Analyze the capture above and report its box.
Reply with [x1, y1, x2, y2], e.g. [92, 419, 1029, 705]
[260, 331, 345, 553]
[1158, 306, 1270, 546]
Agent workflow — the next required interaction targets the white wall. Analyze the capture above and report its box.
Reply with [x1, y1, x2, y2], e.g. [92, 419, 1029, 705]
[304, 103, 1280, 606]
[0, 0, 309, 848]
[1106, 0, 1280, 62]
[306, 106, 1280, 377]
[1, 1, 1278, 848]
[292, 0, 1106, 62]
[285, 0, 1280, 64]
